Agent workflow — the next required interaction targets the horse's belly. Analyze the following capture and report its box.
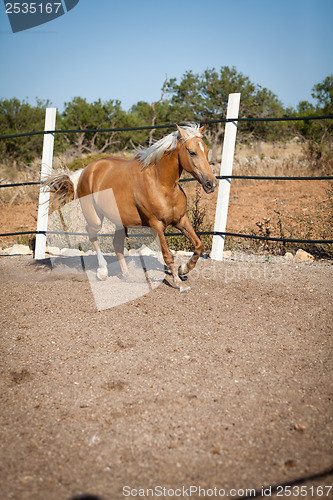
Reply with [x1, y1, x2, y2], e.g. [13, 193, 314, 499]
[95, 190, 143, 227]
[88, 166, 142, 226]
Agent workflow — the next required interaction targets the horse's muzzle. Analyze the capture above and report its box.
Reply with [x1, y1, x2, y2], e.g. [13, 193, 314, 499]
[203, 178, 217, 194]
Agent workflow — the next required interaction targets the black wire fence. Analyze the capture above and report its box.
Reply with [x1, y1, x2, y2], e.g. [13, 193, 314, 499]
[0, 114, 332, 246]
[0, 228, 332, 245]
[0, 114, 332, 141]
[2, 174, 333, 190]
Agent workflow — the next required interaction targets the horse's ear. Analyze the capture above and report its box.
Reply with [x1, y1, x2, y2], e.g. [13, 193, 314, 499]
[199, 124, 206, 135]
[176, 124, 189, 143]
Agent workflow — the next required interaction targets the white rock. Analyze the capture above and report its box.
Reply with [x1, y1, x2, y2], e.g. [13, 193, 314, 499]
[284, 252, 294, 259]
[138, 244, 155, 256]
[295, 249, 314, 261]
[46, 246, 60, 255]
[60, 248, 83, 257]
[6, 244, 32, 255]
[129, 245, 155, 256]
[83, 250, 95, 256]
[0, 247, 12, 255]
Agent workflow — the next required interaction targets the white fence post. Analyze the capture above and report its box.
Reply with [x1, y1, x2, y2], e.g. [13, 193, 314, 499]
[34, 107, 57, 260]
[211, 93, 240, 261]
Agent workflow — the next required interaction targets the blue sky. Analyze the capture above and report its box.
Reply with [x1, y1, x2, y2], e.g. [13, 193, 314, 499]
[0, 0, 332, 113]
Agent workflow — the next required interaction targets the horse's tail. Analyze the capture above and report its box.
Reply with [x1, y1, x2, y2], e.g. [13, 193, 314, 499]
[42, 168, 83, 206]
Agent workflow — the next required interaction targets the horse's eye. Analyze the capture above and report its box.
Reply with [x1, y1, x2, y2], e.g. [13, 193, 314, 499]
[189, 151, 196, 157]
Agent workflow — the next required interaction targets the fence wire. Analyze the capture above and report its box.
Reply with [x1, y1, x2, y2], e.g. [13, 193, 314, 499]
[0, 113, 332, 246]
[1, 174, 333, 189]
[0, 114, 332, 141]
[1, 229, 332, 245]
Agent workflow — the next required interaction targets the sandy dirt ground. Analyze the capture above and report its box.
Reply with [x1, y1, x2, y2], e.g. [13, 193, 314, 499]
[0, 252, 332, 500]
[1, 144, 332, 499]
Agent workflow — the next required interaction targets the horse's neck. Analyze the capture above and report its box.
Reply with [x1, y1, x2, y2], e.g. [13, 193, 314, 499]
[154, 146, 182, 188]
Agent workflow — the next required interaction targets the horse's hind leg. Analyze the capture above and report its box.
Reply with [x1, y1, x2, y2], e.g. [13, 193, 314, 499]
[91, 238, 108, 281]
[175, 213, 204, 277]
[113, 226, 129, 276]
[89, 225, 108, 281]
[80, 196, 108, 280]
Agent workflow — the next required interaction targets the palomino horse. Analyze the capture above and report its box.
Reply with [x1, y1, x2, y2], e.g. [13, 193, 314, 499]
[48, 123, 217, 292]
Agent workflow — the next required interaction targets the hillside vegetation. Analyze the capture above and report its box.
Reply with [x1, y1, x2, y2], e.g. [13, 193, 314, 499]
[0, 68, 332, 178]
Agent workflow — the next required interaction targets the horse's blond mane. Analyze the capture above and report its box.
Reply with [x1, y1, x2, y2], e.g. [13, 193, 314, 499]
[136, 123, 203, 169]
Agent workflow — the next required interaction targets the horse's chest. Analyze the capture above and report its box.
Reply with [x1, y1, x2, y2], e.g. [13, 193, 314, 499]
[157, 191, 186, 222]
[136, 186, 186, 225]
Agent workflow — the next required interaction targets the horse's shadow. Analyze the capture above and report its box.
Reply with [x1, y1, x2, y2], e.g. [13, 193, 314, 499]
[32, 253, 169, 284]
[69, 495, 104, 500]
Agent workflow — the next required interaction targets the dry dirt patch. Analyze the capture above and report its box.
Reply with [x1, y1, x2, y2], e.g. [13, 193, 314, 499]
[0, 253, 332, 500]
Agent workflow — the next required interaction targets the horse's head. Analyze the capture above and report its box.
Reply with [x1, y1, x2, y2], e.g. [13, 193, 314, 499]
[177, 125, 217, 194]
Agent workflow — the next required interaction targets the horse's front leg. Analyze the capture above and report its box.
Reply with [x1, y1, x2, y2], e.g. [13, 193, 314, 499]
[175, 213, 204, 277]
[151, 222, 191, 293]
[113, 226, 129, 276]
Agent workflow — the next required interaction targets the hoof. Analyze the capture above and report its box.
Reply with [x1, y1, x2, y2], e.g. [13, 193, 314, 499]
[97, 268, 108, 281]
[178, 263, 188, 277]
[179, 284, 191, 293]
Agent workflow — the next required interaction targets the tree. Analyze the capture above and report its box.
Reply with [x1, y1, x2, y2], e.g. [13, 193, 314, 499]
[128, 98, 181, 147]
[0, 98, 50, 164]
[61, 97, 127, 157]
[294, 76, 333, 171]
[312, 75, 333, 114]
[165, 66, 285, 164]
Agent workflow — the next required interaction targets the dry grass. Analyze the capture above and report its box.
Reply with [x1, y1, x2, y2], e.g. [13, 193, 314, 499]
[0, 159, 40, 206]
[0, 151, 126, 206]
[233, 139, 327, 177]
[209, 138, 329, 179]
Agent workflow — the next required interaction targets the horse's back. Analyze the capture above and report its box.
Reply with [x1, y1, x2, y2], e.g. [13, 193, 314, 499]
[77, 156, 137, 197]
[77, 156, 144, 227]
